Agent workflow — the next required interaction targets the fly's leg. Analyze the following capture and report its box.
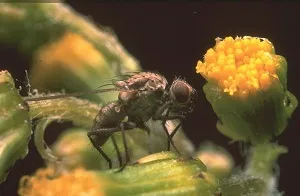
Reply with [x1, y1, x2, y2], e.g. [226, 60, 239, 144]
[170, 121, 183, 139]
[161, 111, 185, 143]
[88, 127, 120, 169]
[119, 123, 129, 171]
[162, 108, 172, 151]
[153, 102, 185, 154]
[110, 134, 122, 167]
[161, 114, 185, 154]
[144, 126, 152, 154]
[89, 102, 129, 169]
[117, 121, 137, 171]
[88, 122, 137, 169]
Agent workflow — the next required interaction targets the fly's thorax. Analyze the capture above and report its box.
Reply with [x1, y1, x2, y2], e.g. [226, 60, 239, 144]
[118, 90, 139, 104]
[125, 90, 162, 122]
[168, 79, 197, 114]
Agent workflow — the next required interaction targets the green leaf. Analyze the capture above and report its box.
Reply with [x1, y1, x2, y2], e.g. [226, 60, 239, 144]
[0, 71, 31, 184]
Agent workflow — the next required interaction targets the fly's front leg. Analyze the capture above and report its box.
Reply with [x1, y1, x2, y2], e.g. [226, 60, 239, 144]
[162, 113, 185, 139]
[153, 102, 185, 154]
[143, 126, 152, 154]
[161, 113, 185, 154]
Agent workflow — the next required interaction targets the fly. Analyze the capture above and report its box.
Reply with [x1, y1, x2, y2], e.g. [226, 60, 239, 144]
[24, 72, 197, 169]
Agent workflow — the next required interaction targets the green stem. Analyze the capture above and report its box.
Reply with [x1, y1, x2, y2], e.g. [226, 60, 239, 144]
[246, 143, 287, 181]
[27, 96, 100, 128]
[34, 118, 60, 163]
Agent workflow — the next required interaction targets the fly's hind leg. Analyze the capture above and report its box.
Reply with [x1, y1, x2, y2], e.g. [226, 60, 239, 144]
[118, 121, 137, 171]
[88, 121, 137, 170]
[110, 134, 122, 167]
[88, 127, 121, 169]
[89, 102, 128, 169]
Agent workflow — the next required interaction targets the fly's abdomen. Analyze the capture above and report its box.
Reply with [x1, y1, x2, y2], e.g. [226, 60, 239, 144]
[91, 102, 127, 146]
[93, 102, 126, 128]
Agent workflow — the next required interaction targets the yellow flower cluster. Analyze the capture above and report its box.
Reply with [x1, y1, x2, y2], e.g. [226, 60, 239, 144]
[36, 32, 105, 70]
[196, 36, 280, 98]
[18, 167, 104, 196]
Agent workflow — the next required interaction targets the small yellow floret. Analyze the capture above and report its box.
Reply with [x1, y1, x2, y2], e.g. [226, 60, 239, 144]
[18, 167, 104, 196]
[195, 36, 279, 98]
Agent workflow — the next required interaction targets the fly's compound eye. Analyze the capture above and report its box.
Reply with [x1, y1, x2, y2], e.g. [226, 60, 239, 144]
[171, 80, 191, 103]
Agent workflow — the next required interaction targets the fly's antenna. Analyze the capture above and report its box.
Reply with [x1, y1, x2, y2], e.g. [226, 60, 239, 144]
[23, 88, 121, 102]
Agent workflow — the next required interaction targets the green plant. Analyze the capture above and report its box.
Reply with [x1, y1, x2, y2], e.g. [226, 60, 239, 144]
[0, 2, 298, 196]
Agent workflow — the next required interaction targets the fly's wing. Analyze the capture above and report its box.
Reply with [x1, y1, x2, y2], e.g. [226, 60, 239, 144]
[114, 72, 168, 92]
[24, 75, 131, 102]
[94, 71, 168, 91]
[24, 72, 167, 102]
[92, 71, 142, 90]
[23, 87, 122, 102]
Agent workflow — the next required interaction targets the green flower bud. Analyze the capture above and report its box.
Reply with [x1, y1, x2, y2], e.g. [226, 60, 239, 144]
[0, 3, 141, 102]
[29, 30, 138, 102]
[19, 152, 219, 196]
[196, 36, 298, 144]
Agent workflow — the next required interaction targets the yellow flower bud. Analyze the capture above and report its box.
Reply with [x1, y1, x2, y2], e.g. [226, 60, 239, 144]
[195, 36, 280, 99]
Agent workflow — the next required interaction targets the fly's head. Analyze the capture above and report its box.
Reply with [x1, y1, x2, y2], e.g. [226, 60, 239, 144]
[168, 78, 197, 114]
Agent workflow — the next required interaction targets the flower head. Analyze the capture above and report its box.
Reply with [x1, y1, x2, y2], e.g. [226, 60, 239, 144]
[196, 36, 282, 99]
[196, 36, 298, 143]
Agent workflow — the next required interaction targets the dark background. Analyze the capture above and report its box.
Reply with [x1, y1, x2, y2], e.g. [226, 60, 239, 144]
[1, 2, 299, 195]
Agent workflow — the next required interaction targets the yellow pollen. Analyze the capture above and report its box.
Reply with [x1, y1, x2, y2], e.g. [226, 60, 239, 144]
[234, 41, 242, 49]
[216, 43, 226, 52]
[196, 36, 280, 98]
